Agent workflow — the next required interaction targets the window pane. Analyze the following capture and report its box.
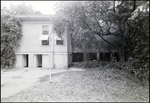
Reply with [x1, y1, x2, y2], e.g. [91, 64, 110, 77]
[42, 40, 49, 45]
[56, 40, 63, 45]
[42, 25, 49, 35]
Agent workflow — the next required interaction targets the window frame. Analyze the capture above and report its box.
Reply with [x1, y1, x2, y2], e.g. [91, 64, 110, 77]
[42, 40, 49, 45]
[41, 25, 50, 45]
[42, 25, 49, 35]
[56, 39, 64, 45]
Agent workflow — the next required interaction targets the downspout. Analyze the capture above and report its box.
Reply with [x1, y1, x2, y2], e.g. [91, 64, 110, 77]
[66, 26, 69, 68]
[52, 31, 54, 69]
[49, 28, 54, 83]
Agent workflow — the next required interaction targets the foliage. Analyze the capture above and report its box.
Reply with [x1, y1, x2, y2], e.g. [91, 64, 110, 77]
[1, 15, 22, 69]
[71, 61, 100, 68]
[53, 1, 141, 62]
[121, 1, 149, 82]
[1, 2, 42, 15]
[54, 1, 149, 82]
[122, 56, 149, 81]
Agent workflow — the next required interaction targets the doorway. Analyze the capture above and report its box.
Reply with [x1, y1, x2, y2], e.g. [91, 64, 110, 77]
[36, 55, 42, 67]
[22, 54, 28, 67]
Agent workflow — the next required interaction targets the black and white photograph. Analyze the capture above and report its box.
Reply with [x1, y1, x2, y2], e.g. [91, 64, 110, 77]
[1, 0, 149, 102]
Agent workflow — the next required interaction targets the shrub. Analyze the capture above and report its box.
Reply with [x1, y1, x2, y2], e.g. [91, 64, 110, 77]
[71, 61, 100, 68]
[1, 15, 22, 69]
[1, 46, 16, 69]
[121, 56, 149, 82]
[83, 61, 100, 68]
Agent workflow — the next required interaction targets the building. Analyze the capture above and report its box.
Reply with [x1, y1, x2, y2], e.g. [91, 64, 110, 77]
[15, 15, 119, 69]
[15, 15, 72, 69]
[72, 33, 120, 62]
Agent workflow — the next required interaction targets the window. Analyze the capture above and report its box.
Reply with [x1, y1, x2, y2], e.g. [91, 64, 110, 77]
[56, 40, 64, 45]
[42, 40, 49, 45]
[42, 25, 49, 35]
[39, 25, 49, 45]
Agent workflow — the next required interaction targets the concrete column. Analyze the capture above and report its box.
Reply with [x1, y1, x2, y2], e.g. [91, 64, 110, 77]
[84, 52, 86, 61]
[97, 53, 100, 62]
[33, 54, 36, 68]
[29, 54, 34, 68]
[15, 54, 22, 68]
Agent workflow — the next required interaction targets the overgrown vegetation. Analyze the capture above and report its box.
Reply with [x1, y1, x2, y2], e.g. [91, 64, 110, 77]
[1, 15, 22, 69]
[71, 61, 100, 68]
[122, 1, 149, 81]
[53, 1, 149, 82]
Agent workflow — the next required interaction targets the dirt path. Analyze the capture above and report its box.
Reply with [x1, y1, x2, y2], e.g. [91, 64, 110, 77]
[1, 68, 69, 98]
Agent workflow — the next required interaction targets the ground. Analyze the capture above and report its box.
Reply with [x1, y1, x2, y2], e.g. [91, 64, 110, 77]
[1, 67, 149, 102]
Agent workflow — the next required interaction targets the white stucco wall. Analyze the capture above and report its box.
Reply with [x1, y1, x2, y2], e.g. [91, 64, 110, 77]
[15, 54, 22, 68]
[42, 54, 50, 68]
[54, 54, 68, 69]
[16, 21, 53, 53]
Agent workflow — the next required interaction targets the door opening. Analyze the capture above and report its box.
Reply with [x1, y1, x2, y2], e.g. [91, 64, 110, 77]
[36, 54, 42, 67]
[23, 54, 28, 67]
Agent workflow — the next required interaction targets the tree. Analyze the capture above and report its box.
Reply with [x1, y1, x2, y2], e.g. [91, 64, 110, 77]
[52, 1, 121, 61]
[53, 1, 148, 63]
[53, 1, 149, 82]
[1, 15, 22, 69]
[122, 1, 149, 81]
[1, 2, 42, 15]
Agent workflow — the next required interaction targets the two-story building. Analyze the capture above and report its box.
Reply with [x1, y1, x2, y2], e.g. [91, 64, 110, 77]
[15, 15, 72, 69]
[15, 15, 120, 69]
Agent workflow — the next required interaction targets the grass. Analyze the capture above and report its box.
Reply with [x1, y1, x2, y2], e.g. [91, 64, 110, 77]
[1, 68, 149, 102]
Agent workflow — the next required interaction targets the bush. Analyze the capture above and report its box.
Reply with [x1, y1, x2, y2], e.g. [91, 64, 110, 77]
[1, 46, 16, 69]
[121, 57, 149, 82]
[1, 15, 22, 69]
[83, 61, 100, 68]
[71, 61, 100, 68]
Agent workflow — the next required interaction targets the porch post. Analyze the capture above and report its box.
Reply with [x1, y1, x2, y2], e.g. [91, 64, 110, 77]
[97, 53, 100, 62]
[29, 54, 34, 68]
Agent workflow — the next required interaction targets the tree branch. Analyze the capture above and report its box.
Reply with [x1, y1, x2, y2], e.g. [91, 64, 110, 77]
[78, 14, 116, 49]
[113, 0, 116, 13]
[96, 33, 116, 48]
[130, 0, 136, 13]
[78, 16, 98, 34]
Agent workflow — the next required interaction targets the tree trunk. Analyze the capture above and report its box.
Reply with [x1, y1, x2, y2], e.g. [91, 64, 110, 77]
[119, 46, 125, 63]
[84, 52, 86, 61]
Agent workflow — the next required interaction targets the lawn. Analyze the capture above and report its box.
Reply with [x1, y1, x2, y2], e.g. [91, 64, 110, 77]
[1, 67, 149, 102]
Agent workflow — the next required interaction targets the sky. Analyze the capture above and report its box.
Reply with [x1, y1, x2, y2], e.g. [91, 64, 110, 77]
[1, 1, 60, 15]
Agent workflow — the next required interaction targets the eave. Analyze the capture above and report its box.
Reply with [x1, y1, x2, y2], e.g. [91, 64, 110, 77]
[15, 15, 54, 21]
